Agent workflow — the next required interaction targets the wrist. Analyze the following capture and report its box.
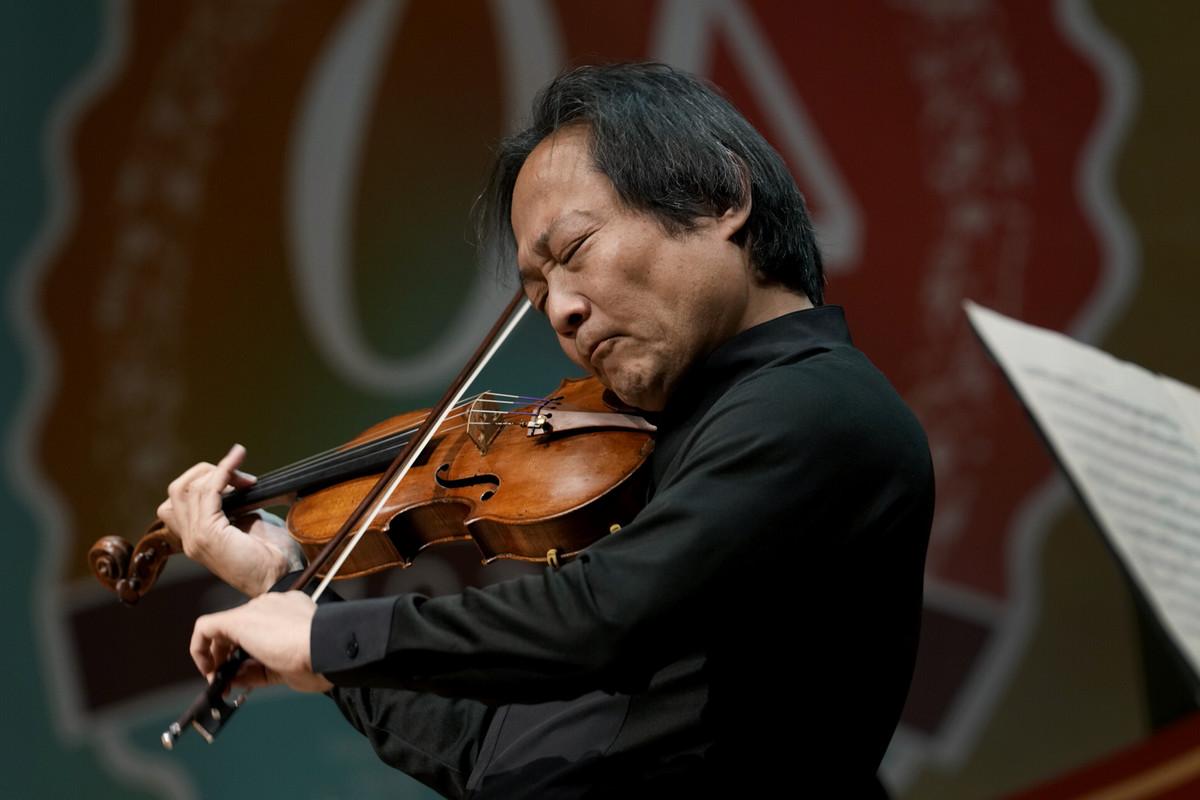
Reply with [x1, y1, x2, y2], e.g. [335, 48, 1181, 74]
[257, 559, 295, 597]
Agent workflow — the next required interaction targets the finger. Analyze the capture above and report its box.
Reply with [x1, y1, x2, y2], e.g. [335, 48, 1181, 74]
[231, 659, 275, 691]
[191, 612, 238, 677]
[204, 444, 247, 494]
[209, 636, 234, 673]
[190, 617, 217, 676]
[229, 468, 258, 489]
[169, 462, 216, 499]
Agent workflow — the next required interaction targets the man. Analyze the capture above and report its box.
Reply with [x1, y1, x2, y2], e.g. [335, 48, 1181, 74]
[163, 63, 934, 797]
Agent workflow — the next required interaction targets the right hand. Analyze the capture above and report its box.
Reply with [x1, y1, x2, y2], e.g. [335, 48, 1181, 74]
[157, 444, 303, 597]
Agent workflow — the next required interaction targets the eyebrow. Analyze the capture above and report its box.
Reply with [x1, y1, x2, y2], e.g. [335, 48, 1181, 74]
[530, 210, 596, 259]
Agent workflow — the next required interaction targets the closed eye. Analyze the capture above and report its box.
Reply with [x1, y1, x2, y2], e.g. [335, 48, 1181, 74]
[528, 283, 548, 314]
[562, 233, 590, 265]
[519, 276, 547, 314]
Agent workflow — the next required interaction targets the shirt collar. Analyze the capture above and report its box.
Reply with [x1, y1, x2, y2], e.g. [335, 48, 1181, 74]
[660, 304, 853, 421]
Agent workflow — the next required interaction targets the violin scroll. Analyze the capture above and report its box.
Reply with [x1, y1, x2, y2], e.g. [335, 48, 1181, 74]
[88, 521, 180, 605]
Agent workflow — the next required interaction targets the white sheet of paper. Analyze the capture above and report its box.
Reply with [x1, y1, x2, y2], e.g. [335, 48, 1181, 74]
[966, 301, 1200, 677]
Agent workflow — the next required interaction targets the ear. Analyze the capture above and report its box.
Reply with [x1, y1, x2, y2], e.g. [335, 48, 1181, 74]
[716, 198, 752, 244]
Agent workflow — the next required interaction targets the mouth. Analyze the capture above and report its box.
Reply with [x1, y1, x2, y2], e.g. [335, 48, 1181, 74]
[586, 336, 617, 366]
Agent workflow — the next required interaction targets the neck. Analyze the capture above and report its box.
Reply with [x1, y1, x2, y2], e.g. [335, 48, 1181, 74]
[736, 283, 814, 335]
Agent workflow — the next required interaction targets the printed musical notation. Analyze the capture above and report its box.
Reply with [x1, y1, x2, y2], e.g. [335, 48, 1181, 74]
[967, 302, 1200, 673]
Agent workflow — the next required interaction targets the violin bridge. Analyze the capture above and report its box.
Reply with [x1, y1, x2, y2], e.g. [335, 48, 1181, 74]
[522, 395, 563, 438]
[467, 393, 505, 455]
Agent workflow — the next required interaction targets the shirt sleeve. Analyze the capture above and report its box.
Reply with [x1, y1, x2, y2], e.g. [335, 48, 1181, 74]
[310, 354, 933, 705]
[269, 572, 495, 798]
[326, 685, 493, 799]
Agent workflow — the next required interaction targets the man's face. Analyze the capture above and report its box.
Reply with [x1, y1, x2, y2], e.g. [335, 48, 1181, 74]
[511, 127, 754, 411]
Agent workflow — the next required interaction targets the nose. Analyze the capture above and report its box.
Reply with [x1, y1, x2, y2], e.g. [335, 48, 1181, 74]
[545, 284, 589, 339]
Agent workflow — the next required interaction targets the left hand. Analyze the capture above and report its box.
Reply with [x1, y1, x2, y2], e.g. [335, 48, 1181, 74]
[190, 591, 333, 693]
[157, 444, 304, 597]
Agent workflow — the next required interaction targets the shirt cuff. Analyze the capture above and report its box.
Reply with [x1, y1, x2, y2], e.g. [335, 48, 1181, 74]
[310, 596, 398, 683]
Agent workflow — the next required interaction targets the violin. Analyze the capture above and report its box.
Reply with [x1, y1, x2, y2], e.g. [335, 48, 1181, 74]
[88, 374, 655, 605]
[87, 291, 656, 748]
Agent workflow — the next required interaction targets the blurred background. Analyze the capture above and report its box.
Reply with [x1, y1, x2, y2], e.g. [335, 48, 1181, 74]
[4, 0, 1199, 797]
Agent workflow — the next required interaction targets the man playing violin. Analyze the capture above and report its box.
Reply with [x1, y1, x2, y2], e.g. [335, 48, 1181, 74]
[161, 63, 934, 796]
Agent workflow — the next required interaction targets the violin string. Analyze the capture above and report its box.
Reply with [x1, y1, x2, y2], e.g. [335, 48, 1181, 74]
[243, 395, 491, 493]
[246, 392, 557, 495]
[250, 393, 485, 480]
[259, 390, 557, 485]
[249, 410, 477, 491]
[288, 391, 548, 474]
[242, 381, 597, 500]
[259, 399, 560, 493]
[311, 296, 535, 599]
[252, 387, 554, 483]
[300, 405, 581, 480]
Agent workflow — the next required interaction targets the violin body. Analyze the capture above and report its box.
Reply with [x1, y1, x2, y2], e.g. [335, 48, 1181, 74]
[290, 376, 654, 576]
[89, 376, 655, 603]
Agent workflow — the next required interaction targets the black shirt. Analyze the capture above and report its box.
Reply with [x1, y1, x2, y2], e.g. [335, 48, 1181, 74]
[311, 305, 934, 797]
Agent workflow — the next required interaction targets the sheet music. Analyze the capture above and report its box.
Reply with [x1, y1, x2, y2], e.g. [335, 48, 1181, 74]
[966, 301, 1200, 676]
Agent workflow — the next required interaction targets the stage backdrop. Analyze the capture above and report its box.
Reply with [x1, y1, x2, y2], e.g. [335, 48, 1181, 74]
[4, 1, 1198, 798]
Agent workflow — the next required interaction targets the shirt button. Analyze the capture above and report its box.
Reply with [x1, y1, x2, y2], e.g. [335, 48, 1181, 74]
[346, 634, 359, 660]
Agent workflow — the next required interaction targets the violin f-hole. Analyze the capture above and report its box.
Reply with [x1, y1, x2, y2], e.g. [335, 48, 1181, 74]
[435, 463, 501, 501]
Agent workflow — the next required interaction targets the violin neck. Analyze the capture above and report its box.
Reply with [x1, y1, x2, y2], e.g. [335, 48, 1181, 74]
[219, 432, 419, 515]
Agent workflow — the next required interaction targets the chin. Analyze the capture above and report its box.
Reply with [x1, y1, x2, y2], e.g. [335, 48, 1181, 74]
[608, 372, 669, 412]
[598, 349, 679, 411]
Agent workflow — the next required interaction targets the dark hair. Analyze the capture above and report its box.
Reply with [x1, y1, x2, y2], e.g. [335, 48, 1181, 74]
[475, 62, 824, 304]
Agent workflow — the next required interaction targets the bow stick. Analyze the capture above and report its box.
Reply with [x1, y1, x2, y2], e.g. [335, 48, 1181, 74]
[163, 289, 532, 749]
